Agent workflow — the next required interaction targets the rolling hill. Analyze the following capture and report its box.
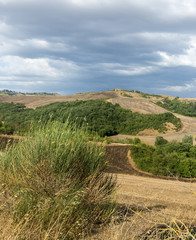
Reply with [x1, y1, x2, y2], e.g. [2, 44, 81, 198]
[1, 89, 196, 144]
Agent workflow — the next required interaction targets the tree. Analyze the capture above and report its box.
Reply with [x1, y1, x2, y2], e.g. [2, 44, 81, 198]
[182, 135, 193, 145]
[155, 136, 168, 146]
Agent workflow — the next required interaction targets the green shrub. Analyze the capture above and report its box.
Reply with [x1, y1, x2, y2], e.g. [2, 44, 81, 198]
[156, 97, 196, 117]
[0, 121, 116, 239]
[133, 137, 141, 144]
[155, 136, 168, 146]
[182, 134, 193, 145]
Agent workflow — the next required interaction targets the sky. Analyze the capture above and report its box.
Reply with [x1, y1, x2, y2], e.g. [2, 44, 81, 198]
[0, 0, 196, 96]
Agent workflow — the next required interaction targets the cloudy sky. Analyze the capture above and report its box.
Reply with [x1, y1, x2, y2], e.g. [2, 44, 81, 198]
[0, 0, 196, 96]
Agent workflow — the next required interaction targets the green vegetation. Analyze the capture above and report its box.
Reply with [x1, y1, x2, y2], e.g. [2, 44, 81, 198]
[120, 92, 133, 98]
[114, 137, 141, 144]
[121, 90, 162, 98]
[130, 140, 196, 178]
[0, 120, 116, 239]
[155, 136, 168, 146]
[156, 97, 196, 117]
[138, 92, 162, 99]
[182, 134, 193, 145]
[0, 100, 181, 136]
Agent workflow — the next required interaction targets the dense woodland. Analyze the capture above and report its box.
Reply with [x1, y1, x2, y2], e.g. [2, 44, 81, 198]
[0, 100, 181, 136]
[156, 97, 196, 117]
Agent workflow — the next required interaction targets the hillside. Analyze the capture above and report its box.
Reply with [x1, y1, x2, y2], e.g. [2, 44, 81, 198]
[0, 98, 181, 136]
[0, 90, 196, 239]
[1, 89, 196, 144]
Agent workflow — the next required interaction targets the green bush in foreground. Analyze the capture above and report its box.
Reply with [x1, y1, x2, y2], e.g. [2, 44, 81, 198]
[0, 121, 116, 239]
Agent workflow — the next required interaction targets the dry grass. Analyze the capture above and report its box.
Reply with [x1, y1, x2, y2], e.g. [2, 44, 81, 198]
[0, 91, 118, 109]
[0, 121, 116, 240]
[1, 91, 196, 239]
[87, 174, 196, 239]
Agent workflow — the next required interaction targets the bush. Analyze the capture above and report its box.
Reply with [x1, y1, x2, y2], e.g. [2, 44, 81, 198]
[155, 136, 168, 146]
[182, 134, 193, 145]
[133, 137, 141, 144]
[0, 121, 116, 239]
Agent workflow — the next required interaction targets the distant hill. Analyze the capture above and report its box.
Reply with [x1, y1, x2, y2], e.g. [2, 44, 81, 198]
[1, 89, 196, 145]
[0, 89, 56, 96]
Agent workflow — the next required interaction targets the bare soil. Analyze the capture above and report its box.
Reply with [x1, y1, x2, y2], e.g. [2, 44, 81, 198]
[0, 91, 118, 108]
[105, 143, 196, 224]
[108, 97, 168, 114]
[90, 144, 196, 239]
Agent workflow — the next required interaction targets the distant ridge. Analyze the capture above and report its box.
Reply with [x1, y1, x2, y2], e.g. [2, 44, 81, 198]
[0, 89, 57, 96]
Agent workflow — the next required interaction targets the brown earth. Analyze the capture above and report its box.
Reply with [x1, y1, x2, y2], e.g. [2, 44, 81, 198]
[0, 91, 118, 108]
[88, 144, 196, 239]
[1, 91, 196, 239]
[108, 96, 168, 114]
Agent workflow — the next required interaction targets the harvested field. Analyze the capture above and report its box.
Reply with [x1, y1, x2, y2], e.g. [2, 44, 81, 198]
[90, 144, 196, 239]
[108, 97, 168, 114]
[1, 91, 196, 239]
[0, 91, 118, 108]
[105, 144, 136, 175]
[117, 173, 196, 223]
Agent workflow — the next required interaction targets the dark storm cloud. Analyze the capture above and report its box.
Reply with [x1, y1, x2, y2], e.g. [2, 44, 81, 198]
[0, 0, 196, 96]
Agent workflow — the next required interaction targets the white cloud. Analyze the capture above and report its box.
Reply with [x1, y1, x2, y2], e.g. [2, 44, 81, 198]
[97, 63, 157, 76]
[0, 56, 81, 82]
[0, 79, 45, 86]
[0, 37, 71, 56]
[160, 79, 196, 92]
[156, 39, 196, 67]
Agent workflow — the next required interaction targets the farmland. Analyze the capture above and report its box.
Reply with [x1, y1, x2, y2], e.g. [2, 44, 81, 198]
[0, 89, 196, 239]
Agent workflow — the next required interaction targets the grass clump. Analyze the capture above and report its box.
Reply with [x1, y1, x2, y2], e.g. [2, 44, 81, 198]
[0, 120, 116, 239]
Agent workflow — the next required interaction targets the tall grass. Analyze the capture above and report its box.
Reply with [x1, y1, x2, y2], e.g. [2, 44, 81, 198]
[0, 120, 116, 239]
